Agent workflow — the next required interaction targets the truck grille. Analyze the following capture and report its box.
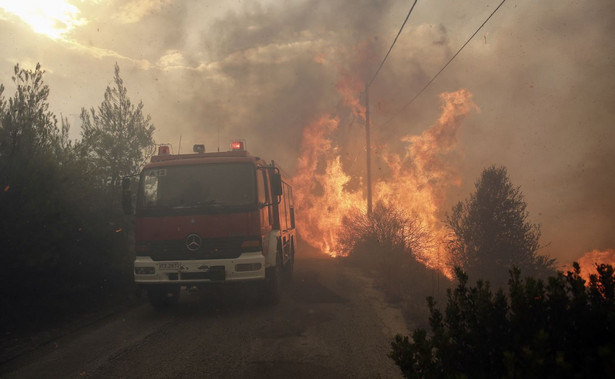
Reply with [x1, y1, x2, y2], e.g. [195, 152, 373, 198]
[140, 237, 248, 261]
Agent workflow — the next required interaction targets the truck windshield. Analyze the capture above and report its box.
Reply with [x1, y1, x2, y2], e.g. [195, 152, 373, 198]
[138, 163, 256, 210]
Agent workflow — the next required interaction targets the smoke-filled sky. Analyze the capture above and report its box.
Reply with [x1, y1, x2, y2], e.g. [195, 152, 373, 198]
[0, 0, 613, 266]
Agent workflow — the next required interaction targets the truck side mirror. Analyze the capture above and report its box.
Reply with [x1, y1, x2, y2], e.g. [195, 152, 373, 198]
[122, 177, 133, 215]
[271, 172, 283, 197]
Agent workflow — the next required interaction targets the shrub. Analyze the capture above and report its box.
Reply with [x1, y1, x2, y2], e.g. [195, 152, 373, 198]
[390, 263, 615, 378]
[338, 202, 449, 310]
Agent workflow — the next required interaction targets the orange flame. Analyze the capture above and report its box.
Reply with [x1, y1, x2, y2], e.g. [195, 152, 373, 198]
[292, 80, 478, 277]
[375, 90, 478, 273]
[292, 115, 365, 256]
[564, 248, 615, 282]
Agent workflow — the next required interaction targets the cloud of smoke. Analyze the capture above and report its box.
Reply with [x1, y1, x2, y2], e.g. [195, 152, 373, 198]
[1, 0, 613, 265]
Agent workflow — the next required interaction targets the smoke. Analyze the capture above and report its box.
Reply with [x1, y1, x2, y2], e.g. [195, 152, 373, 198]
[1, 0, 614, 266]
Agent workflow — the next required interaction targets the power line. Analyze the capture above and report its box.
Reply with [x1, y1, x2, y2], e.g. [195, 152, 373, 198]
[379, 0, 507, 128]
[367, 0, 418, 89]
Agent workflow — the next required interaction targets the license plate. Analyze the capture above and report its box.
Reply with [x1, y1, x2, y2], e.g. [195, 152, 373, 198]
[159, 262, 180, 271]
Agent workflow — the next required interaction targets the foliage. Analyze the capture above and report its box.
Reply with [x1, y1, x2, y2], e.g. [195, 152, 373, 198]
[0, 63, 134, 333]
[339, 202, 448, 306]
[80, 62, 155, 186]
[389, 263, 615, 378]
[446, 166, 555, 288]
[339, 201, 431, 260]
[0, 64, 60, 163]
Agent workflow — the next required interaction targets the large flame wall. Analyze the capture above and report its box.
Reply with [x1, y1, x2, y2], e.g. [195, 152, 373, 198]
[291, 86, 478, 276]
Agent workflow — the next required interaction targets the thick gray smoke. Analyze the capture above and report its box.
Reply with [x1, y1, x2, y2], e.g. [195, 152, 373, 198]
[0, 0, 613, 264]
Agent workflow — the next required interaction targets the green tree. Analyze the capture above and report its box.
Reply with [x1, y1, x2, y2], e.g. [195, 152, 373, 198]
[0, 63, 133, 334]
[446, 166, 554, 287]
[80, 62, 155, 185]
[0, 63, 60, 167]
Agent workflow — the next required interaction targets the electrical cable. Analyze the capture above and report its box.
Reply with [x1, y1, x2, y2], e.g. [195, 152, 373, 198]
[378, 0, 507, 128]
[367, 0, 418, 89]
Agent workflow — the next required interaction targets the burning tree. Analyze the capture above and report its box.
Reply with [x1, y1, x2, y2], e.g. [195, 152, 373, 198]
[446, 166, 555, 287]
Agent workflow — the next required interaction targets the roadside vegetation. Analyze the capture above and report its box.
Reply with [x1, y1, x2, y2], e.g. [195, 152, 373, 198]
[0, 63, 154, 335]
[339, 166, 612, 376]
[390, 263, 614, 378]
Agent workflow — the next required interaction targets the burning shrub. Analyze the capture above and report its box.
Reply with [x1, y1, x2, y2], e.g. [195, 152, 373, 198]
[338, 202, 447, 305]
[339, 202, 429, 263]
[389, 263, 615, 378]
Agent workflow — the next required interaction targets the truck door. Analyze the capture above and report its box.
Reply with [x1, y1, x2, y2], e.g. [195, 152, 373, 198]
[257, 168, 273, 232]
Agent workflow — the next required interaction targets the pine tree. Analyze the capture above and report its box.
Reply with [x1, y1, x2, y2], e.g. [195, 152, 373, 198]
[80, 62, 155, 186]
[446, 166, 554, 287]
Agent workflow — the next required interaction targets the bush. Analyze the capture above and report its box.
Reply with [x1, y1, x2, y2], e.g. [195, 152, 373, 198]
[389, 263, 615, 378]
[0, 153, 133, 332]
[339, 202, 449, 312]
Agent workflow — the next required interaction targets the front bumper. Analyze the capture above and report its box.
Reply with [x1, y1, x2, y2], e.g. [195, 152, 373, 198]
[134, 252, 266, 284]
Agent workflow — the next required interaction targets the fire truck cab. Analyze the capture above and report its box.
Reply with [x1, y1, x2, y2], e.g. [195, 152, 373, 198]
[123, 142, 296, 307]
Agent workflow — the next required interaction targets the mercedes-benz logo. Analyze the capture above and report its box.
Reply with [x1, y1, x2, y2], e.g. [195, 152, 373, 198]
[185, 233, 202, 252]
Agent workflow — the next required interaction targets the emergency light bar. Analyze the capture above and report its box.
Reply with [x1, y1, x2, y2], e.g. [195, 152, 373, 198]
[231, 140, 245, 151]
[158, 145, 170, 155]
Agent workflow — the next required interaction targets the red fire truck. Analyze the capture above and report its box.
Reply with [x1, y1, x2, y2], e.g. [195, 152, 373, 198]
[122, 141, 296, 307]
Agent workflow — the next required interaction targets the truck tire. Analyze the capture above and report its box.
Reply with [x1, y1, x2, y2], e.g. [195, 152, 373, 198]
[261, 254, 281, 305]
[147, 285, 180, 308]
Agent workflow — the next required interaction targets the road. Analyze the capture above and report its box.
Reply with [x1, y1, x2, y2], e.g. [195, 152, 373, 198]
[2, 254, 408, 378]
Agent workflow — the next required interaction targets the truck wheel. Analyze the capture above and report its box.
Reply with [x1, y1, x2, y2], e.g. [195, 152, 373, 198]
[261, 254, 281, 305]
[147, 285, 180, 308]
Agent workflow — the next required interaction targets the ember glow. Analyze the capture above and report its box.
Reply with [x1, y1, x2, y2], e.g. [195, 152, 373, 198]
[292, 79, 478, 277]
[565, 248, 615, 282]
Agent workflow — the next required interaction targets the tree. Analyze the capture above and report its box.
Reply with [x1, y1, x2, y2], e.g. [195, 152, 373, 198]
[446, 166, 554, 287]
[80, 62, 155, 186]
[0, 63, 60, 167]
[0, 63, 134, 334]
[0, 64, 63, 243]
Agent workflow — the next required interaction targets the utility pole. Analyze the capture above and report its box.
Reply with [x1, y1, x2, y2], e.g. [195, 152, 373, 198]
[365, 83, 373, 216]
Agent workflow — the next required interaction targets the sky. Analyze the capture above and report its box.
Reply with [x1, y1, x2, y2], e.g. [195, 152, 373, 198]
[0, 0, 613, 266]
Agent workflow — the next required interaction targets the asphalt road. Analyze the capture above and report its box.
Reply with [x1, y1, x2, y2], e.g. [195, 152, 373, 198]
[2, 254, 408, 378]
